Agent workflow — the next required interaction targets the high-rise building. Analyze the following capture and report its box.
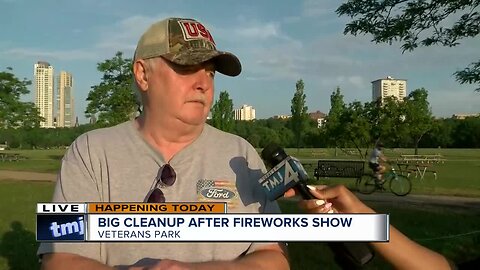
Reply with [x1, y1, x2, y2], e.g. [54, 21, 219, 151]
[371, 76, 407, 103]
[234, 104, 256, 121]
[34, 62, 55, 128]
[57, 71, 75, 127]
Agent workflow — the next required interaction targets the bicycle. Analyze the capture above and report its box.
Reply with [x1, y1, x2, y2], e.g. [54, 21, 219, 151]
[356, 164, 412, 196]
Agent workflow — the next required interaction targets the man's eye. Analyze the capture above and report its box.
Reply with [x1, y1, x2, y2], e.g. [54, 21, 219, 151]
[207, 71, 216, 78]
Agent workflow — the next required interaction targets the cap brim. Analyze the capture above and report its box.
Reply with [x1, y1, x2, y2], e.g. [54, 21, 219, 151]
[162, 49, 242, 77]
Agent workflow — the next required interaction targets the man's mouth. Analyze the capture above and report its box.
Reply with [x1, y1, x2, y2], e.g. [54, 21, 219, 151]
[187, 99, 205, 105]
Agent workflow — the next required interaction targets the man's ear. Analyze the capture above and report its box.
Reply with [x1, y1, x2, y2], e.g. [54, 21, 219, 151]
[133, 60, 149, 92]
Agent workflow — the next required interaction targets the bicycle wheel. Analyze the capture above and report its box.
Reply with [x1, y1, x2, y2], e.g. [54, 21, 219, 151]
[356, 174, 377, 194]
[389, 174, 412, 196]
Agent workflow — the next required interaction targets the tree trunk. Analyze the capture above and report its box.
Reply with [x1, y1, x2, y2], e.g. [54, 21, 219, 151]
[414, 133, 426, 155]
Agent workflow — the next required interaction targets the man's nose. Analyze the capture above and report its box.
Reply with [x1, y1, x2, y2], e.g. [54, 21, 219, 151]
[192, 69, 211, 92]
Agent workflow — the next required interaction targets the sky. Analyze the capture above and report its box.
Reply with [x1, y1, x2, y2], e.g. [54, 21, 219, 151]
[1, 0, 479, 124]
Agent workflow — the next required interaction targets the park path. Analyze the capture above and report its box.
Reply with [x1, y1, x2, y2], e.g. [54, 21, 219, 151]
[0, 170, 56, 181]
[357, 192, 480, 213]
[2, 169, 480, 211]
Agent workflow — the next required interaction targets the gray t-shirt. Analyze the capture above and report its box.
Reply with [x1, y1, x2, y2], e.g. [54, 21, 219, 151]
[369, 148, 382, 164]
[37, 121, 280, 267]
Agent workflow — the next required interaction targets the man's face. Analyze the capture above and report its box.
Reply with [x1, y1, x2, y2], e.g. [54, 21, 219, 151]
[145, 57, 215, 126]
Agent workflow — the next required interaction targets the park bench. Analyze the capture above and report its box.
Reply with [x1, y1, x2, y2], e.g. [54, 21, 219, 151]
[313, 159, 365, 181]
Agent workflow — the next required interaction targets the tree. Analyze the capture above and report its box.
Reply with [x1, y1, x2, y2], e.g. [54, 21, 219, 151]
[403, 88, 434, 154]
[210, 91, 234, 132]
[325, 87, 347, 153]
[339, 101, 372, 157]
[290, 79, 309, 149]
[0, 68, 43, 128]
[337, 0, 480, 91]
[85, 52, 136, 126]
[421, 118, 455, 147]
[453, 116, 480, 147]
[372, 96, 408, 147]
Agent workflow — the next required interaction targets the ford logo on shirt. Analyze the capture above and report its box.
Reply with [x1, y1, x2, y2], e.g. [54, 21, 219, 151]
[200, 188, 236, 199]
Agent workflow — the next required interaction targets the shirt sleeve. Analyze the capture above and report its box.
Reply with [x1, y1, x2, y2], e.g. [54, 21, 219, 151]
[37, 134, 107, 263]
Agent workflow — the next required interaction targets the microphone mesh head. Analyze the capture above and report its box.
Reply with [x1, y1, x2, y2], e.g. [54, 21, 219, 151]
[261, 143, 287, 168]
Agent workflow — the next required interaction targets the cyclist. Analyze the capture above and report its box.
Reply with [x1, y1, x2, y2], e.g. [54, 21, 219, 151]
[368, 142, 387, 184]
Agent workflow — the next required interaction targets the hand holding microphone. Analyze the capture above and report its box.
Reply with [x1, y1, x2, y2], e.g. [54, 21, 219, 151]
[260, 143, 375, 268]
[284, 185, 375, 215]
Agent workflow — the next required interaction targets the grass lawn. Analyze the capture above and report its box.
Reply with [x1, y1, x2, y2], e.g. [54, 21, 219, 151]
[1, 148, 479, 196]
[0, 149, 65, 173]
[0, 181, 54, 270]
[1, 181, 479, 270]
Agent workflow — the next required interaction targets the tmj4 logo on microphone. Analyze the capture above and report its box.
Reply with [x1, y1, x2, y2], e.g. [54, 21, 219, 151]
[259, 156, 308, 201]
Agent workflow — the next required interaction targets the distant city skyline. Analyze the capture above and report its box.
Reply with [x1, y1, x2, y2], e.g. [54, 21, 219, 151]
[2, 1, 479, 124]
[34, 61, 54, 128]
[34, 62, 75, 128]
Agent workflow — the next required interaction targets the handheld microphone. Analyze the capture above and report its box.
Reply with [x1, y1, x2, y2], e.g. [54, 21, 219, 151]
[260, 143, 374, 269]
[259, 144, 313, 201]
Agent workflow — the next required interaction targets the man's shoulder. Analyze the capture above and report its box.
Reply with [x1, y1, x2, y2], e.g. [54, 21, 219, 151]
[73, 121, 133, 146]
[203, 125, 262, 163]
[205, 125, 251, 145]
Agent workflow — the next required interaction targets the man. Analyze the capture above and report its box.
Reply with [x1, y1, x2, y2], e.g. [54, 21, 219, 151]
[368, 142, 387, 183]
[38, 17, 289, 270]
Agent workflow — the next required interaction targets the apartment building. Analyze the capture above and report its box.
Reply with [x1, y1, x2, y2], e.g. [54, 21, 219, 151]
[234, 104, 256, 121]
[372, 76, 407, 103]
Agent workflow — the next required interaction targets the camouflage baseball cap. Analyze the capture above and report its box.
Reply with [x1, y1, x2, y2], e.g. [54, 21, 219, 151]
[134, 17, 241, 76]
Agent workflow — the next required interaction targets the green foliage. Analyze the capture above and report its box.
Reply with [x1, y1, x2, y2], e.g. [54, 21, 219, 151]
[325, 87, 374, 154]
[403, 88, 434, 153]
[455, 61, 480, 91]
[0, 73, 475, 151]
[452, 116, 480, 148]
[324, 87, 434, 153]
[341, 101, 372, 156]
[290, 79, 309, 149]
[337, 0, 480, 91]
[231, 119, 295, 148]
[85, 52, 137, 126]
[0, 68, 43, 128]
[0, 124, 100, 150]
[366, 96, 408, 147]
[325, 87, 347, 148]
[210, 91, 234, 132]
[422, 119, 455, 147]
